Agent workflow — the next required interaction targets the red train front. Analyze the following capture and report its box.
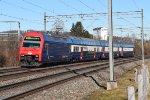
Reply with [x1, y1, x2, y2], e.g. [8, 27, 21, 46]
[19, 32, 44, 66]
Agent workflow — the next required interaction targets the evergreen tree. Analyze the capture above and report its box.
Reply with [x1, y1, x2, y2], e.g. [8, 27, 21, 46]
[70, 21, 93, 39]
[83, 30, 91, 38]
[70, 23, 75, 36]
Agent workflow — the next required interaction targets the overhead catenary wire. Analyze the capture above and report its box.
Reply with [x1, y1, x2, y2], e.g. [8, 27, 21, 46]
[96, 0, 142, 32]
[97, 0, 107, 9]
[45, 10, 142, 33]
[0, 13, 43, 25]
[46, 11, 141, 20]
[0, 0, 43, 15]
[114, 11, 142, 37]
[115, 17, 141, 37]
[132, 0, 140, 10]
[85, 19, 98, 29]
[78, 0, 97, 13]
[58, 0, 82, 13]
[22, 0, 59, 15]
[45, 11, 141, 33]
[129, 0, 150, 28]
[117, 17, 140, 29]
[97, 1, 128, 35]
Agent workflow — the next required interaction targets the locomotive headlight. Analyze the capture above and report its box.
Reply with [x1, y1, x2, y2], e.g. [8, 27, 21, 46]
[35, 55, 39, 57]
[21, 55, 24, 60]
[35, 55, 39, 61]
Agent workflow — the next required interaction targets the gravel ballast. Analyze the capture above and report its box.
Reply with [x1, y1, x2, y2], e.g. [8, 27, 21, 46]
[21, 76, 100, 100]
[20, 59, 147, 100]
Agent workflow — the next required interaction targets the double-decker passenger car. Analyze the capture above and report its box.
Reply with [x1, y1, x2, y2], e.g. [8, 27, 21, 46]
[19, 32, 134, 66]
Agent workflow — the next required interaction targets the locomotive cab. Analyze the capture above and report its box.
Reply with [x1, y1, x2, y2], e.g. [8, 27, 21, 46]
[19, 32, 43, 66]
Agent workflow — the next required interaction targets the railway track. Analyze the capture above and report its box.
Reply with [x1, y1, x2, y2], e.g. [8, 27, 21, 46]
[0, 56, 141, 75]
[0, 60, 110, 82]
[0, 57, 141, 100]
[0, 67, 26, 74]
[0, 57, 140, 82]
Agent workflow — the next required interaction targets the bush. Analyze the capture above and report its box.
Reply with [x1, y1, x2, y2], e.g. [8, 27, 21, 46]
[0, 54, 6, 67]
[0, 39, 19, 67]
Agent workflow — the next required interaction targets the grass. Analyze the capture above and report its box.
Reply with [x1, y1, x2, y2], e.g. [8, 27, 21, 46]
[85, 62, 150, 100]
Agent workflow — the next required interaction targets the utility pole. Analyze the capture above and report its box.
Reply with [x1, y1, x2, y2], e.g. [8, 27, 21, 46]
[141, 9, 144, 66]
[107, 0, 117, 90]
[108, 0, 114, 81]
[18, 21, 20, 41]
[44, 12, 46, 33]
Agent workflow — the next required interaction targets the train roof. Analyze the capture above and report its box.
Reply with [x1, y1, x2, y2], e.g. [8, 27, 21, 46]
[41, 32, 134, 48]
[42, 33, 108, 46]
[120, 43, 135, 48]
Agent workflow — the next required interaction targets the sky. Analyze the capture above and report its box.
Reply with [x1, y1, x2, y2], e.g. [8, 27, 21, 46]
[0, 0, 150, 38]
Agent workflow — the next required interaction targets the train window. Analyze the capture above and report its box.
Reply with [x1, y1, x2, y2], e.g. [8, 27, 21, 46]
[73, 47, 76, 52]
[97, 48, 99, 52]
[23, 42, 40, 48]
[73, 46, 79, 52]
[102, 47, 105, 51]
[23, 36, 41, 48]
[77, 47, 79, 52]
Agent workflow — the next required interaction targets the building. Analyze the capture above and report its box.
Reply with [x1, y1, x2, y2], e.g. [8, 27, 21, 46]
[93, 27, 108, 40]
[100, 27, 108, 40]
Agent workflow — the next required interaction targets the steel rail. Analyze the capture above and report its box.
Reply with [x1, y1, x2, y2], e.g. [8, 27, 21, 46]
[1, 57, 140, 100]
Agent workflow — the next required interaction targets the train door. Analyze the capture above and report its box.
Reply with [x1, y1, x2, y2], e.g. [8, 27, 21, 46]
[42, 42, 49, 62]
[94, 48, 96, 59]
[121, 47, 123, 57]
[117, 47, 119, 58]
[80, 47, 83, 60]
[101, 47, 105, 58]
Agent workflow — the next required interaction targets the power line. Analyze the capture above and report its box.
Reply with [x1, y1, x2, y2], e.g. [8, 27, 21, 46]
[97, 0, 142, 29]
[117, 17, 140, 29]
[97, 0, 107, 8]
[131, 1, 150, 39]
[98, 0, 140, 13]
[78, 0, 97, 13]
[0, 0, 43, 15]
[115, 26, 150, 30]
[0, 13, 43, 25]
[115, 16, 142, 38]
[58, 0, 82, 13]
[132, 0, 140, 10]
[45, 11, 141, 20]
[46, 13, 107, 19]
[22, 0, 59, 15]
[44, 10, 141, 33]
[82, 18, 100, 21]
[113, 11, 142, 29]
[86, 19, 97, 29]
[45, 11, 141, 32]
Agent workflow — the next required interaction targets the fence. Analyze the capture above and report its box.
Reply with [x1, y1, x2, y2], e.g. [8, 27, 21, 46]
[128, 66, 149, 100]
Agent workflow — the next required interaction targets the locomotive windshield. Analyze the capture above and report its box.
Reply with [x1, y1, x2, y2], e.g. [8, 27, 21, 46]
[23, 36, 41, 48]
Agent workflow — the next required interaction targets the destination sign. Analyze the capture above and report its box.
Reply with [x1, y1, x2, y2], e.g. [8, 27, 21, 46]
[24, 36, 41, 41]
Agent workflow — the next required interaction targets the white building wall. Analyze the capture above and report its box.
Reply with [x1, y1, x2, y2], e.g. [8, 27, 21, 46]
[100, 27, 108, 40]
[93, 27, 108, 40]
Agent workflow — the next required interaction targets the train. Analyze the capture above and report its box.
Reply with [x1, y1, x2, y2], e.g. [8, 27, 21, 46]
[18, 31, 134, 67]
